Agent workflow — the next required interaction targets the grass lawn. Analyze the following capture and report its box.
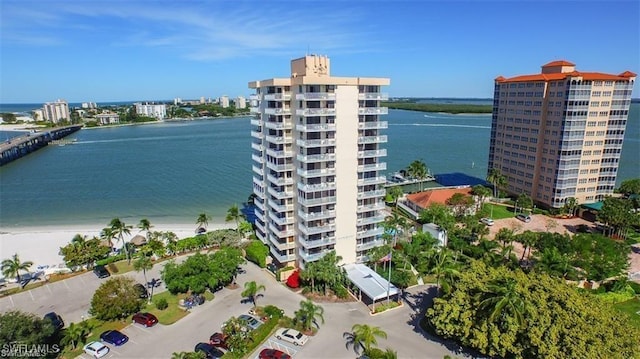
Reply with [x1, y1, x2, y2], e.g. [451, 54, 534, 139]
[60, 318, 128, 358]
[483, 203, 515, 220]
[0, 281, 47, 296]
[613, 296, 640, 328]
[145, 291, 189, 325]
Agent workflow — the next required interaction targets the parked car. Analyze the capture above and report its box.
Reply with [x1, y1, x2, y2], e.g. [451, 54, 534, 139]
[275, 328, 308, 346]
[100, 330, 129, 346]
[208, 332, 228, 349]
[133, 283, 149, 299]
[259, 348, 291, 359]
[83, 341, 109, 358]
[43, 312, 64, 331]
[516, 214, 532, 223]
[194, 343, 224, 359]
[480, 217, 495, 226]
[132, 312, 158, 327]
[93, 265, 110, 279]
[238, 314, 262, 331]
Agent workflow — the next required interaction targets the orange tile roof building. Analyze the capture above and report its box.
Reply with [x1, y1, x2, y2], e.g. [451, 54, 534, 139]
[399, 187, 474, 219]
[488, 61, 636, 208]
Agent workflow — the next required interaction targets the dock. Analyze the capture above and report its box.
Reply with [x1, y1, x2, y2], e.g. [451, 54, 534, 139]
[0, 125, 82, 166]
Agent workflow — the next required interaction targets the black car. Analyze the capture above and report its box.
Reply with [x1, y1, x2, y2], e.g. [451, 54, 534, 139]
[194, 343, 224, 359]
[43, 312, 64, 331]
[93, 265, 110, 279]
[133, 283, 149, 299]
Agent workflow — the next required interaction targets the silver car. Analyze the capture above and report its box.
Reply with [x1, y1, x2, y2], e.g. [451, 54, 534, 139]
[238, 314, 262, 331]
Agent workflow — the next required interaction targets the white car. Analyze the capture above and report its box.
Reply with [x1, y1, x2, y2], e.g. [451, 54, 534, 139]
[480, 218, 494, 226]
[83, 341, 109, 358]
[275, 328, 309, 346]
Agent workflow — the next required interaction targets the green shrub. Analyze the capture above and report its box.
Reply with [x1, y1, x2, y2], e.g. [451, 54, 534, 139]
[276, 266, 294, 281]
[155, 298, 168, 310]
[373, 300, 400, 313]
[96, 253, 126, 266]
[628, 281, 640, 295]
[333, 285, 349, 299]
[245, 240, 269, 268]
[263, 305, 284, 318]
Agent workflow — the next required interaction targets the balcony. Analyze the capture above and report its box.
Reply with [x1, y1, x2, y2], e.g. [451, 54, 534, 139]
[358, 135, 387, 144]
[267, 173, 294, 186]
[251, 130, 262, 138]
[265, 135, 292, 144]
[265, 121, 290, 130]
[269, 211, 294, 226]
[298, 196, 337, 206]
[357, 149, 387, 158]
[296, 138, 337, 148]
[296, 93, 336, 101]
[252, 176, 264, 188]
[268, 199, 294, 212]
[298, 182, 337, 192]
[296, 108, 336, 117]
[249, 94, 260, 101]
[267, 186, 294, 199]
[249, 107, 260, 113]
[356, 238, 385, 251]
[358, 107, 388, 115]
[252, 165, 263, 175]
[357, 227, 384, 239]
[266, 161, 294, 172]
[255, 230, 265, 241]
[298, 248, 329, 263]
[297, 167, 337, 178]
[254, 220, 265, 234]
[266, 148, 293, 158]
[357, 163, 387, 172]
[267, 235, 296, 251]
[297, 153, 336, 162]
[254, 199, 265, 211]
[358, 121, 388, 130]
[299, 222, 336, 236]
[296, 123, 337, 132]
[357, 176, 387, 185]
[264, 108, 291, 115]
[251, 154, 264, 164]
[358, 93, 389, 101]
[250, 118, 261, 126]
[251, 142, 264, 151]
[298, 209, 336, 221]
[270, 247, 296, 263]
[357, 214, 386, 226]
[269, 223, 296, 238]
[357, 202, 385, 212]
[264, 93, 291, 101]
[357, 189, 386, 200]
[298, 235, 337, 249]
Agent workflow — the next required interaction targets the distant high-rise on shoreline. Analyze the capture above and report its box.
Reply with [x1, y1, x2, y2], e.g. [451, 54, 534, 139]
[249, 55, 390, 267]
[488, 61, 636, 208]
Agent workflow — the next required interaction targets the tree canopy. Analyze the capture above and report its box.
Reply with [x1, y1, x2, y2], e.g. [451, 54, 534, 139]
[426, 260, 640, 359]
[89, 277, 144, 321]
[0, 311, 57, 349]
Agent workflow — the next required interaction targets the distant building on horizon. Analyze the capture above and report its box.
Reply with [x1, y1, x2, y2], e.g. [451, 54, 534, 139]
[42, 99, 70, 123]
[96, 112, 120, 125]
[235, 96, 246, 109]
[249, 54, 389, 268]
[488, 60, 636, 208]
[81, 102, 97, 109]
[135, 102, 166, 120]
[219, 95, 230, 108]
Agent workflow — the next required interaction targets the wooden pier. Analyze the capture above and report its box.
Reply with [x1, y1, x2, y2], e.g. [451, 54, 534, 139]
[0, 125, 82, 166]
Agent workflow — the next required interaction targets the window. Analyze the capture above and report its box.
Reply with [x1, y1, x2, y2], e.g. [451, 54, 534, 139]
[604, 81, 613, 86]
[591, 101, 599, 107]
[603, 91, 612, 97]
[589, 111, 598, 117]
[587, 121, 597, 127]
[592, 91, 601, 97]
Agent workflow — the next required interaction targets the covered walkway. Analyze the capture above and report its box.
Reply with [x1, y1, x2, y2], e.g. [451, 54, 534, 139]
[343, 263, 400, 311]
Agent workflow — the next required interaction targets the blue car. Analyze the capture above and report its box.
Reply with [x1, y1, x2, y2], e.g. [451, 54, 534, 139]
[100, 330, 129, 346]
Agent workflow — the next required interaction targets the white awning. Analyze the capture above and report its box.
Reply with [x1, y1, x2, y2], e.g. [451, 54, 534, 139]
[343, 263, 399, 302]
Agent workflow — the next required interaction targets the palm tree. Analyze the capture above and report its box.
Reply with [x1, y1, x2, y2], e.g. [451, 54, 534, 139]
[237, 220, 253, 237]
[384, 212, 407, 245]
[70, 234, 90, 268]
[133, 256, 154, 299]
[565, 197, 578, 217]
[515, 230, 538, 261]
[138, 218, 152, 239]
[534, 247, 571, 278]
[477, 277, 527, 329]
[196, 212, 211, 231]
[486, 168, 506, 199]
[100, 227, 115, 250]
[1, 253, 33, 282]
[225, 204, 244, 232]
[472, 185, 492, 213]
[110, 218, 133, 264]
[61, 322, 89, 349]
[294, 299, 325, 332]
[407, 160, 428, 191]
[241, 281, 265, 308]
[387, 185, 403, 207]
[428, 249, 461, 295]
[494, 228, 515, 260]
[343, 324, 388, 355]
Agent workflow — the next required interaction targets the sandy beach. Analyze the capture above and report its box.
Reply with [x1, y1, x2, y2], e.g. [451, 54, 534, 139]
[0, 222, 235, 273]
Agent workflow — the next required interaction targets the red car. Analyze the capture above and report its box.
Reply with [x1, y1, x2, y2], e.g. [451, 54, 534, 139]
[132, 312, 158, 327]
[208, 332, 228, 349]
[259, 348, 291, 359]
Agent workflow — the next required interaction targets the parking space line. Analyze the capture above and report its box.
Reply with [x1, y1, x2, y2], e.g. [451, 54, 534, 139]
[63, 280, 71, 290]
[46, 285, 52, 295]
[29, 290, 35, 301]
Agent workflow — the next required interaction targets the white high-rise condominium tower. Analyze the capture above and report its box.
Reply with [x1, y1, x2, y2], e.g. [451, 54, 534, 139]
[249, 55, 390, 267]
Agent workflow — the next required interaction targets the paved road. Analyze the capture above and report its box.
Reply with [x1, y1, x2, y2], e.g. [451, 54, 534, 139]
[2, 257, 464, 358]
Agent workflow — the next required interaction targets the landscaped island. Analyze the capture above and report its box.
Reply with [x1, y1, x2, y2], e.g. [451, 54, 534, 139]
[382, 101, 492, 114]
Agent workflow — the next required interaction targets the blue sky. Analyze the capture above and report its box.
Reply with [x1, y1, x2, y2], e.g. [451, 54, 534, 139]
[1, 0, 638, 103]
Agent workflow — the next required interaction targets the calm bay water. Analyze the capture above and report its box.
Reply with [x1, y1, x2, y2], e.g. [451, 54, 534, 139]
[0, 106, 638, 228]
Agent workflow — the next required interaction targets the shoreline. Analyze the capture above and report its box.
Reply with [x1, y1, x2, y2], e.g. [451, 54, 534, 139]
[0, 221, 235, 275]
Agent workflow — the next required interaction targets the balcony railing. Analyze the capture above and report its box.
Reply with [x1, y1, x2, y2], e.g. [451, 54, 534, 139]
[296, 108, 336, 116]
[298, 209, 336, 221]
[270, 246, 296, 263]
[252, 165, 263, 175]
[299, 223, 336, 236]
[298, 182, 337, 192]
[297, 167, 337, 178]
[265, 135, 292, 144]
[254, 220, 265, 233]
[298, 248, 328, 263]
[358, 121, 388, 130]
[267, 173, 294, 186]
[297, 153, 336, 162]
[250, 118, 261, 126]
[266, 161, 294, 172]
[264, 121, 290, 130]
[269, 223, 296, 238]
[357, 214, 386, 226]
[267, 186, 294, 199]
[358, 135, 387, 144]
[267, 235, 296, 251]
[357, 176, 387, 185]
[266, 148, 293, 158]
[296, 93, 336, 101]
[358, 107, 388, 115]
[357, 163, 387, 171]
[296, 123, 337, 132]
[357, 202, 385, 212]
[298, 196, 337, 206]
[249, 107, 260, 113]
[250, 130, 262, 138]
[251, 154, 264, 164]
[269, 211, 294, 226]
[267, 199, 294, 212]
[356, 237, 385, 250]
[357, 189, 386, 200]
[249, 94, 260, 101]
[251, 142, 264, 151]
[296, 138, 337, 148]
[357, 149, 387, 158]
[254, 199, 265, 211]
[298, 235, 337, 250]
[264, 108, 291, 115]
[358, 93, 389, 101]
[264, 93, 291, 101]
[252, 176, 264, 188]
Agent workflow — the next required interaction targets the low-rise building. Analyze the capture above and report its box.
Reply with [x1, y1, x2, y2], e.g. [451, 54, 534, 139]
[398, 187, 475, 219]
[135, 103, 166, 120]
[96, 112, 120, 125]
